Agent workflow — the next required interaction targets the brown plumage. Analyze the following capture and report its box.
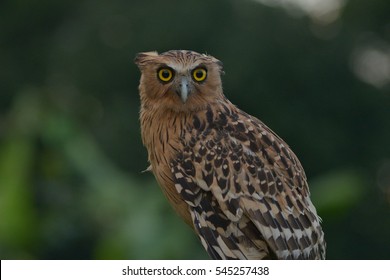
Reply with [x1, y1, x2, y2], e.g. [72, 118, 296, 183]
[135, 50, 325, 259]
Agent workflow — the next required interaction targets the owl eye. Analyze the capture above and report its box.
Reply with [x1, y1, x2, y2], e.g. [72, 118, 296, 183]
[157, 68, 174, 82]
[192, 68, 207, 82]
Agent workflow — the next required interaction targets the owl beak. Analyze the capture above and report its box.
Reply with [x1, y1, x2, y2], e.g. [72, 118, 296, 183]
[177, 77, 190, 103]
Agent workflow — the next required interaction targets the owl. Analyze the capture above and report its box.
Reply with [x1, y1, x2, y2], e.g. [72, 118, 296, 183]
[135, 50, 325, 259]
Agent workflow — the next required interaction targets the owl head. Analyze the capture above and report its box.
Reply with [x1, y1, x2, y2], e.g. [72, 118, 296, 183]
[135, 50, 224, 112]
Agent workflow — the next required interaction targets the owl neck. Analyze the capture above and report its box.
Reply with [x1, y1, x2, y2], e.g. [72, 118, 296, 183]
[139, 96, 235, 163]
[140, 105, 188, 166]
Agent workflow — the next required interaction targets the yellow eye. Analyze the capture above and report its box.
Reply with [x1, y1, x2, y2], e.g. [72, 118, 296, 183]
[192, 68, 207, 82]
[157, 68, 174, 82]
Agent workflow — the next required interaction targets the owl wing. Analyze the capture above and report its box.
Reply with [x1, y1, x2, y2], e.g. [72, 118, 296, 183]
[170, 108, 325, 259]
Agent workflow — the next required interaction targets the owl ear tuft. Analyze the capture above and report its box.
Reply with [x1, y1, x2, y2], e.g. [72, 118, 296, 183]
[215, 59, 225, 75]
[204, 54, 224, 75]
[134, 51, 159, 68]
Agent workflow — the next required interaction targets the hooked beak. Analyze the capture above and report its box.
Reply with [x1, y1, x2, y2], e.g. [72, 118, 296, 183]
[176, 76, 190, 103]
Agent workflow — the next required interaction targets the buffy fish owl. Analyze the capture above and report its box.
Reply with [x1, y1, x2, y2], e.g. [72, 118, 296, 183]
[134, 50, 325, 259]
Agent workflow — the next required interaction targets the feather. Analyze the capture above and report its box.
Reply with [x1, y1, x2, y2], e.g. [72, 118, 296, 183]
[136, 50, 326, 259]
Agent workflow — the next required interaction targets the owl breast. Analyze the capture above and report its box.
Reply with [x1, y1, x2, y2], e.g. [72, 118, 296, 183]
[140, 106, 197, 226]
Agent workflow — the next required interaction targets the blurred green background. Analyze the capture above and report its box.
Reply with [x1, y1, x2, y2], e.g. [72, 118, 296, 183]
[1, 0, 389, 259]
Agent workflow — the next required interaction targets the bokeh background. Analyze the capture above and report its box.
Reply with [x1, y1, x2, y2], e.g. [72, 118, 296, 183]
[1, 0, 389, 260]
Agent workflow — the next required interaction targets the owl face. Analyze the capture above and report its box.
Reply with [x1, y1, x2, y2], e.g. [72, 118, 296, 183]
[135, 50, 224, 112]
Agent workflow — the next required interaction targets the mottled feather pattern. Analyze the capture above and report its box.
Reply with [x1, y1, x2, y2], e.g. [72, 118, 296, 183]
[170, 102, 325, 259]
[135, 50, 325, 259]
